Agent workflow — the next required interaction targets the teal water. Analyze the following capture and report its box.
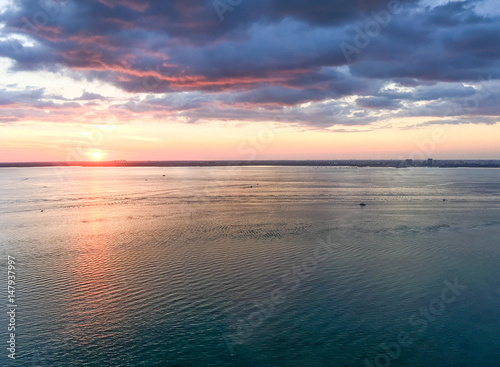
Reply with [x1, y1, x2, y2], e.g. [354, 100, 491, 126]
[0, 167, 499, 366]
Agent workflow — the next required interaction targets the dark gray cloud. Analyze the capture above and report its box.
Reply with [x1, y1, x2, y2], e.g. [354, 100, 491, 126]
[417, 116, 499, 126]
[0, 88, 45, 105]
[0, 0, 499, 127]
[76, 91, 107, 101]
[356, 96, 402, 109]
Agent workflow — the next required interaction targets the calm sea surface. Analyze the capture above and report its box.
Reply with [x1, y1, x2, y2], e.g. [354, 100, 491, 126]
[0, 166, 499, 366]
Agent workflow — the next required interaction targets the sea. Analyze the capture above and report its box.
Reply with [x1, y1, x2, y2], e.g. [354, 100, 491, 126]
[0, 166, 499, 367]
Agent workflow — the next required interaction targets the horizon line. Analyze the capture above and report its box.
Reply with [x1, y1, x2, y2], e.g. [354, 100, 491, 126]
[1, 159, 500, 168]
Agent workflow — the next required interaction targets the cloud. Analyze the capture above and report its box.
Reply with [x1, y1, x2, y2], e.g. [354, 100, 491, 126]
[356, 96, 402, 109]
[0, 0, 499, 128]
[0, 88, 45, 105]
[417, 116, 500, 126]
[76, 91, 107, 100]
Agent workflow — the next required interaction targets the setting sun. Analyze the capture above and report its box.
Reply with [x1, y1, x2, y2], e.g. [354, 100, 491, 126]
[89, 151, 104, 160]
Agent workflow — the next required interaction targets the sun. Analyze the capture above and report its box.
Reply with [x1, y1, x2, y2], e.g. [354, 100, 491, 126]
[89, 150, 104, 160]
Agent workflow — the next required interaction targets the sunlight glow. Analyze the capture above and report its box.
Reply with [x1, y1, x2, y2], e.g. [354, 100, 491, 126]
[89, 151, 104, 160]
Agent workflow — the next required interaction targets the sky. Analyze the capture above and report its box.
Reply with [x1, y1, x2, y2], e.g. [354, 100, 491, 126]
[0, 0, 499, 162]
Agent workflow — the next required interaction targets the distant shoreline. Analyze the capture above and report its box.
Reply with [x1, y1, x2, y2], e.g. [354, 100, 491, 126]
[1, 160, 500, 168]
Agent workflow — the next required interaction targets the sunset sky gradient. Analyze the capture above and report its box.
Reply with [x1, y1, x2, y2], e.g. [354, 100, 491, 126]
[0, 0, 499, 162]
